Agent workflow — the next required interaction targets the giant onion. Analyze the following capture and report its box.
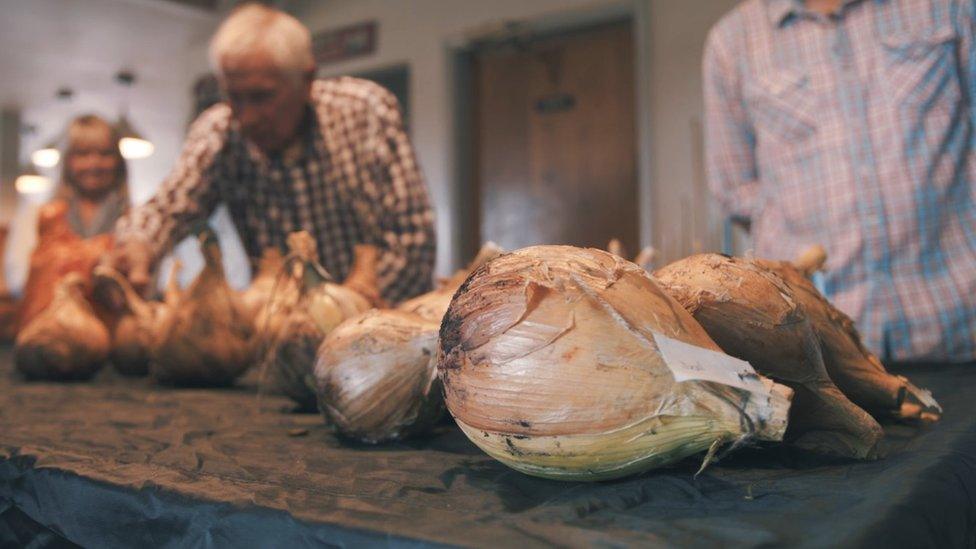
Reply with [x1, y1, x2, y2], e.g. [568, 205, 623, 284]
[314, 309, 443, 443]
[309, 243, 502, 441]
[655, 254, 885, 459]
[438, 245, 792, 481]
[758, 253, 940, 421]
[94, 261, 181, 376]
[15, 272, 110, 380]
[18, 200, 113, 331]
[263, 232, 376, 410]
[151, 229, 254, 386]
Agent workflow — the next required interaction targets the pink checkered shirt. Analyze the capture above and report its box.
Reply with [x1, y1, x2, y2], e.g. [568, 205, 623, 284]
[703, 0, 975, 361]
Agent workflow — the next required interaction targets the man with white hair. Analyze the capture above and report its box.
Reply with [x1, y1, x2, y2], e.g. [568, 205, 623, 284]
[107, 3, 435, 303]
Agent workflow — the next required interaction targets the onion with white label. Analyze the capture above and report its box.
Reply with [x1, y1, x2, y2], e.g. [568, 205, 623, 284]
[438, 245, 792, 481]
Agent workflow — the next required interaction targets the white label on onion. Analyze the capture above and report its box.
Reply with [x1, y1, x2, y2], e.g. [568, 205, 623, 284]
[652, 332, 766, 393]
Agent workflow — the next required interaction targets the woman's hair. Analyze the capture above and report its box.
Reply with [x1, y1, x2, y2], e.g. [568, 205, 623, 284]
[209, 3, 315, 83]
[58, 114, 129, 201]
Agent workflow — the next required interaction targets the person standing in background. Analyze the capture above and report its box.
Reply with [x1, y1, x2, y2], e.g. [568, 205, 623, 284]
[17, 114, 127, 329]
[703, 0, 975, 362]
[104, 3, 435, 305]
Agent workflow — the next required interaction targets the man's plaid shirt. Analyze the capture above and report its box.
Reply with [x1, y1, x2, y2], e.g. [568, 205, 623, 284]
[116, 77, 436, 303]
[704, 0, 975, 362]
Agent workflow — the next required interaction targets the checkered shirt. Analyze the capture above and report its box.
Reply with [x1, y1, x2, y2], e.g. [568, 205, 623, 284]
[703, 0, 975, 361]
[116, 77, 436, 303]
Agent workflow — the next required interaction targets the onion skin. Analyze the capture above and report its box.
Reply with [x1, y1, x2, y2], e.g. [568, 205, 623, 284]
[15, 273, 109, 381]
[264, 235, 376, 410]
[110, 309, 159, 376]
[17, 201, 113, 332]
[271, 312, 322, 410]
[438, 245, 791, 481]
[758, 258, 939, 421]
[241, 247, 284, 320]
[314, 309, 444, 443]
[151, 231, 254, 387]
[398, 242, 503, 322]
[396, 288, 454, 324]
[271, 284, 372, 411]
[655, 254, 885, 460]
[94, 263, 181, 377]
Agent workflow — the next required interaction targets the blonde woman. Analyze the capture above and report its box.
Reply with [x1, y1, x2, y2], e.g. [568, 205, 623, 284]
[17, 115, 128, 330]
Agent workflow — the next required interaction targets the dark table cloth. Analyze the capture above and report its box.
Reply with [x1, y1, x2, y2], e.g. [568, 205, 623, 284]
[1, 348, 974, 548]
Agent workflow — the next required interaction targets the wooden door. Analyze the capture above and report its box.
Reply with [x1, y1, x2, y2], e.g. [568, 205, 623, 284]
[471, 21, 637, 254]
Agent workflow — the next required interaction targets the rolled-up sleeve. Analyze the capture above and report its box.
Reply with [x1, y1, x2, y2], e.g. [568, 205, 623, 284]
[358, 88, 436, 303]
[703, 27, 760, 219]
[115, 106, 229, 265]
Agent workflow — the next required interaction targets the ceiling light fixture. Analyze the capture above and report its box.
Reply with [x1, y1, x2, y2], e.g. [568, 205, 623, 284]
[117, 114, 155, 159]
[15, 164, 53, 195]
[28, 86, 73, 168]
[115, 70, 154, 160]
[31, 141, 61, 168]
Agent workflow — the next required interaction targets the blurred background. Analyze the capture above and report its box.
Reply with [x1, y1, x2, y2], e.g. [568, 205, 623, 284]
[0, 0, 749, 294]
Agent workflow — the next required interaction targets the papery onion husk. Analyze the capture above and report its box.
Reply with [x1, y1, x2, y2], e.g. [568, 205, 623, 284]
[95, 266, 156, 376]
[438, 245, 792, 481]
[241, 247, 284, 320]
[18, 200, 114, 332]
[606, 238, 656, 271]
[314, 309, 444, 443]
[398, 242, 503, 322]
[151, 229, 254, 386]
[655, 253, 885, 459]
[269, 281, 373, 409]
[94, 261, 181, 376]
[758, 253, 941, 422]
[15, 272, 109, 381]
[263, 232, 375, 410]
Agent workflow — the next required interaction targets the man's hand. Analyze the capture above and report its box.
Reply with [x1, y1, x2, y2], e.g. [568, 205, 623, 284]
[95, 240, 154, 310]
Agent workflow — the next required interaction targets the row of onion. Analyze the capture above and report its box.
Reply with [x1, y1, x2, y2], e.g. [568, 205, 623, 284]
[14, 230, 942, 482]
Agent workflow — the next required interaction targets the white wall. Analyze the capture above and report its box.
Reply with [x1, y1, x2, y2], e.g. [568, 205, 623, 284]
[647, 0, 739, 263]
[284, 0, 740, 271]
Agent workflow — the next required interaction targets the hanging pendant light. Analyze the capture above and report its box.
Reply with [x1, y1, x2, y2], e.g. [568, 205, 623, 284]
[15, 164, 53, 195]
[115, 70, 154, 160]
[31, 141, 60, 168]
[117, 113, 154, 159]
[29, 87, 73, 168]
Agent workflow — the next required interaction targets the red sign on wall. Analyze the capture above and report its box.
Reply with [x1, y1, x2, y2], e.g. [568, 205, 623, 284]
[312, 21, 377, 66]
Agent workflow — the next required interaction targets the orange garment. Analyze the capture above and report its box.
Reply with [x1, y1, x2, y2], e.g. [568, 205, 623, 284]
[17, 200, 114, 332]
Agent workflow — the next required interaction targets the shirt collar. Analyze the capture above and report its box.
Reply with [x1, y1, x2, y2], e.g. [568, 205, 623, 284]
[241, 104, 317, 167]
[65, 189, 126, 238]
[766, 0, 880, 28]
[766, 0, 799, 27]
